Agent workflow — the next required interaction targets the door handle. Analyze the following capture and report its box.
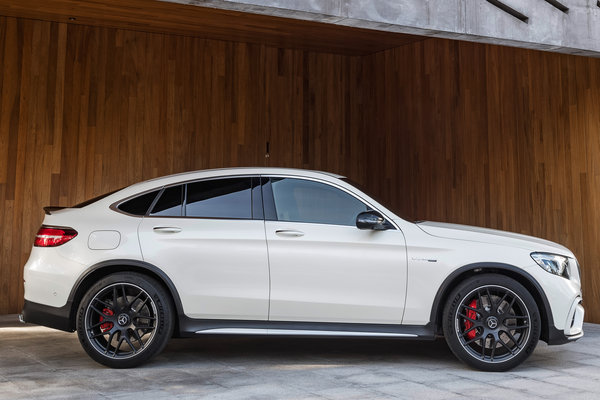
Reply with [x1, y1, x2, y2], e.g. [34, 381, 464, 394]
[153, 226, 182, 234]
[275, 229, 304, 237]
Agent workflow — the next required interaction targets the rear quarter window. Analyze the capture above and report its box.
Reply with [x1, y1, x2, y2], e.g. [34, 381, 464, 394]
[150, 186, 183, 217]
[117, 190, 161, 216]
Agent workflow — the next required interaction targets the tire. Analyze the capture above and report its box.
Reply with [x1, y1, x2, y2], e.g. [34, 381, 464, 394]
[442, 273, 540, 372]
[76, 272, 174, 368]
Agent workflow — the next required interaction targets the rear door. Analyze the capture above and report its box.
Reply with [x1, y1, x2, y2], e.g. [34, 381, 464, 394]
[138, 176, 269, 320]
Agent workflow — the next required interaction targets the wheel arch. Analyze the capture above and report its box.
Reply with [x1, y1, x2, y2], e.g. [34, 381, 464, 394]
[430, 262, 554, 343]
[67, 259, 185, 335]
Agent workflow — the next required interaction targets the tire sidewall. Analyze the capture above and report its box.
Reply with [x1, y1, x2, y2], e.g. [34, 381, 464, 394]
[443, 274, 541, 372]
[76, 272, 174, 368]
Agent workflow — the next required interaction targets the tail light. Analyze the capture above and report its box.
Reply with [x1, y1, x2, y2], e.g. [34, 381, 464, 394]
[34, 226, 78, 247]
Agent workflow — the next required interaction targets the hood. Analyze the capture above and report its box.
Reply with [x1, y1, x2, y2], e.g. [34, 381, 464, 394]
[416, 221, 573, 257]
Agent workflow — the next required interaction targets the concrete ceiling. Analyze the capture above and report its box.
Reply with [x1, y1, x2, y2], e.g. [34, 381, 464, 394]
[0, 0, 425, 55]
[163, 0, 600, 57]
[2, 0, 598, 56]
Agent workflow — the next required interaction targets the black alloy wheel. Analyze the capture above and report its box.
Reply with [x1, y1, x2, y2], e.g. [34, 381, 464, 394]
[443, 274, 540, 371]
[77, 272, 174, 368]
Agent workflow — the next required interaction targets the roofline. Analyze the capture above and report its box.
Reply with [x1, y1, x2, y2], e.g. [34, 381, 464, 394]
[141, 167, 345, 184]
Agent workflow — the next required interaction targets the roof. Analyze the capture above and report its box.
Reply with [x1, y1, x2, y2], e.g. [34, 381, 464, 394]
[141, 167, 345, 184]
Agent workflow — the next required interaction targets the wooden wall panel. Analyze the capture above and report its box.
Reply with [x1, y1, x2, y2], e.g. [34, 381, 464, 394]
[364, 39, 600, 323]
[2, 14, 600, 325]
[265, 51, 368, 183]
[0, 16, 363, 314]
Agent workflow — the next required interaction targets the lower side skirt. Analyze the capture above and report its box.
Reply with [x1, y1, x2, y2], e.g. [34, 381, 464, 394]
[178, 317, 436, 340]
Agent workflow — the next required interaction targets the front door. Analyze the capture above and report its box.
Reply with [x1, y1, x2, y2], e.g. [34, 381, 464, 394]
[263, 177, 408, 324]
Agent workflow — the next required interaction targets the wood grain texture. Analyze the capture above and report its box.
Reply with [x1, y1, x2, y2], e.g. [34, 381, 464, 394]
[362, 39, 600, 323]
[0, 16, 364, 314]
[2, 15, 600, 324]
[0, 0, 423, 56]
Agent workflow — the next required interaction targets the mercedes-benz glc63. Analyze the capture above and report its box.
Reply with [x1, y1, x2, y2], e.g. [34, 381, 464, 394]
[21, 168, 584, 371]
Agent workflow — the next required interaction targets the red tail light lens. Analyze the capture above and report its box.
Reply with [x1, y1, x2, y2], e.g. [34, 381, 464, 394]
[34, 226, 78, 247]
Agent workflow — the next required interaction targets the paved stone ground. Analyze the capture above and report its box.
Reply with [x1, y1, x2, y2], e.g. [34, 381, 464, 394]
[1, 315, 599, 399]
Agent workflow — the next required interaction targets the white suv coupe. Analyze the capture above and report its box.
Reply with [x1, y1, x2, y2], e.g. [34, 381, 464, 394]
[21, 168, 584, 371]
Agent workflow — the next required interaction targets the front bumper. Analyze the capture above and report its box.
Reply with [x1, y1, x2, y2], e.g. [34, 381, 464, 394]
[20, 299, 74, 332]
[546, 296, 584, 345]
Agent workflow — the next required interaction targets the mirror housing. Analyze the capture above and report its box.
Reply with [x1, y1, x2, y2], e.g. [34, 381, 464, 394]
[356, 210, 390, 231]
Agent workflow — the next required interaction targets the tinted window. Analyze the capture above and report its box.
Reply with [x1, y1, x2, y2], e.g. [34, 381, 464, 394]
[186, 178, 251, 219]
[118, 190, 160, 216]
[151, 185, 183, 216]
[270, 178, 368, 226]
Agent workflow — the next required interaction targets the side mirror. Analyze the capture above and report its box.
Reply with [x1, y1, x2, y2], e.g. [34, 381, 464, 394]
[356, 210, 390, 231]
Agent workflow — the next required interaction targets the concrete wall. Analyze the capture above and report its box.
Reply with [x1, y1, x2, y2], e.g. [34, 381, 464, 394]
[165, 0, 600, 56]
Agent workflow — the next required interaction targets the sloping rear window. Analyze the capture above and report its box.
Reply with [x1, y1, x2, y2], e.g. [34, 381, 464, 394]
[72, 188, 122, 208]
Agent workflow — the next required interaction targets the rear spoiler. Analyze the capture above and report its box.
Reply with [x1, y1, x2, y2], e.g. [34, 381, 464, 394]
[43, 206, 67, 215]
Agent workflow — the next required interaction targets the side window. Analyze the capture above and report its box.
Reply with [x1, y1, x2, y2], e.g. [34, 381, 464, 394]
[150, 185, 183, 217]
[118, 190, 160, 216]
[186, 178, 252, 219]
[269, 178, 368, 226]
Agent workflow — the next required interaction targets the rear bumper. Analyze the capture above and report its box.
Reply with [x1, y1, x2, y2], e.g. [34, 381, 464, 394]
[20, 300, 74, 332]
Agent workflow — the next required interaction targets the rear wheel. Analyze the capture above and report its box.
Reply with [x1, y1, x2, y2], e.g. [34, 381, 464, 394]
[443, 274, 540, 371]
[76, 272, 174, 368]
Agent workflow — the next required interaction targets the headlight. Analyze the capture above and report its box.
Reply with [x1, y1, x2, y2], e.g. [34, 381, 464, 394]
[531, 253, 569, 278]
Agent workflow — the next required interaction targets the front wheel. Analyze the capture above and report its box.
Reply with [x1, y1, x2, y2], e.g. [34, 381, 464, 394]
[76, 272, 174, 368]
[443, 274, 541, 371]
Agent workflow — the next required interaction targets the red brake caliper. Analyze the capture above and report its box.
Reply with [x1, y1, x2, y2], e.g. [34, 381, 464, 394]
[99, 308, 114, 332]
[465, 300, 478, 340]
